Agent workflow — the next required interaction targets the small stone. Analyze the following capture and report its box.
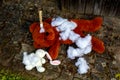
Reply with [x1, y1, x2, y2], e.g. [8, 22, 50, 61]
[112, 61, 116, 65]
[101, 62, 106, 67]
[113, 55, 117, 59]
[13, 41, 18, 44]
[111, 78, 116, 80]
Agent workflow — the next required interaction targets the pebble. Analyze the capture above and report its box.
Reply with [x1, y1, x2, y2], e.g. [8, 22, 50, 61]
[111, 78, 116, 80]
[101, 62, 106, 67]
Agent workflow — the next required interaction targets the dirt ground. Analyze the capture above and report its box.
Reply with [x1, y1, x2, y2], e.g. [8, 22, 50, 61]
[0, 0, 120, 80]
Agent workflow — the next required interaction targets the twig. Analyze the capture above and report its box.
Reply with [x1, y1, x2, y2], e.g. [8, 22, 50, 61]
[39, 10, 43, 25]
[38, 10, 44, 33]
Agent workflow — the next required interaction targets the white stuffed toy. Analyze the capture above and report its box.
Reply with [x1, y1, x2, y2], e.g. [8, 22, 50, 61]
[22, 49, 61, 72]
[22, 49, 46, 72]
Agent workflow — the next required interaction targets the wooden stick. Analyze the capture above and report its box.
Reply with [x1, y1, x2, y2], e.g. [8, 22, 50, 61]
[39, 10, 43, 25]
[38, 10, 45, 33]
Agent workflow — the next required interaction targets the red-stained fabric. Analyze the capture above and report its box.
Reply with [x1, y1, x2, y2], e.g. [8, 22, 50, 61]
[29, 17, 105, 59]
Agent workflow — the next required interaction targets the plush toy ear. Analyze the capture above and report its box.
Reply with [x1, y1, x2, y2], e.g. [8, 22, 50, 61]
[29, 22, 39, 33]
[48, 39, 60, 59]
[92, 36, 105, 53]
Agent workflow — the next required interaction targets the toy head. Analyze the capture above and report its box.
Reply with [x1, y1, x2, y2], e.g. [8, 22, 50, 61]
[29, 22, 57, 48]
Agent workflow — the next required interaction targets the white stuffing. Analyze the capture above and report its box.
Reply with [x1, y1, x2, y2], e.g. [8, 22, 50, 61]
[68, 31, 80, 42]
[40, 23, 45, 33]
[51, 17, 77, 41]
[75, 34, 92, 49]
[67, 33, 92, 60]
[51, 16, 92, 74]
[59, 29, 71, 40]
[57, 21, 77, 31]
[67, 45, 92, 60]
[67, 46, 84, 59]
[83, 44, 92, 54]
[75, 57, 90, 74]
[51, 17, 67, 26]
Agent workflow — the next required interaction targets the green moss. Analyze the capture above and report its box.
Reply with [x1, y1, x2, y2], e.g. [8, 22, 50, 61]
[115, 73, 120, 80]
[0, 69, 37, 80]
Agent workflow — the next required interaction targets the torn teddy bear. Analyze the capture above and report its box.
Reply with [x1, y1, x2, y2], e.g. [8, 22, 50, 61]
[29, 17, 105, 60]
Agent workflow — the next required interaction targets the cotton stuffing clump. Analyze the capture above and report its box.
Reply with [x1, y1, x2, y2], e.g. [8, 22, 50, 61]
[75, 58, 90, 74]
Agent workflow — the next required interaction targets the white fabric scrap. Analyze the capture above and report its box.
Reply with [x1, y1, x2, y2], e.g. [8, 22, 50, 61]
[75, 57, 89, 74]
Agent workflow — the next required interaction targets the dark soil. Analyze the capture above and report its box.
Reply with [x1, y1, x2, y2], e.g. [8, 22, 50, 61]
[0, 0, 120, 80]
